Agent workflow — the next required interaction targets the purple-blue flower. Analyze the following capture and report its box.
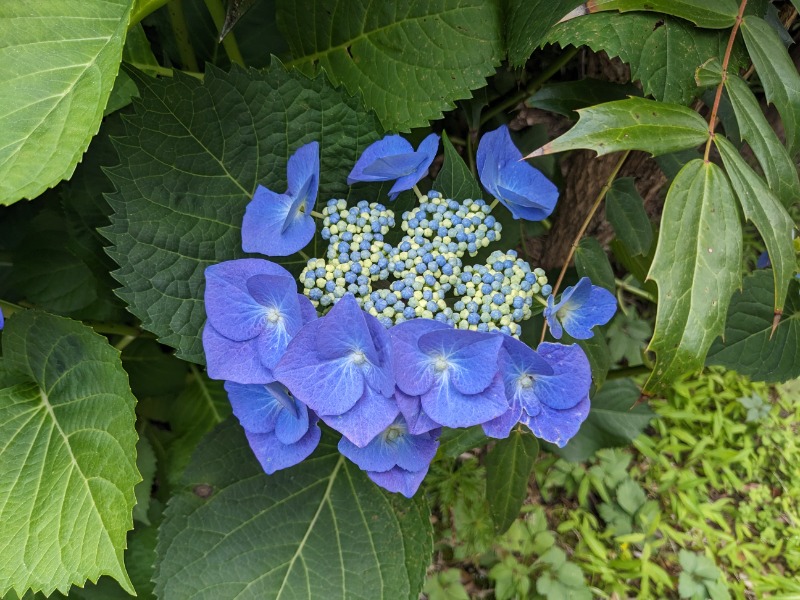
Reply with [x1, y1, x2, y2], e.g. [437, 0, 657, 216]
[390, 320, 508, 428]
[0, 307, 4, 330]
[338, 415, 439, 497]
[275, 293, 398, 447]
[203, 259, 317, 384]
[225, 381, 321, 474]
[242, 141, 320, 256]
[348, 133, 439, 200]
[544, 277, 617, 340]
[477, 125, 558, 221]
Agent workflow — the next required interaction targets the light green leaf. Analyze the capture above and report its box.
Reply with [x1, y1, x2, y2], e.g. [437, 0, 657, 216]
[575, 238, 615, 292]
[506, 0, 583, 67]
[605, 177, 653, 256]
[277, 0, 503, 131]
[527, 98, 708, 158]
[644, 160, 742, 392]
[154, 419, 432, 599]
[122, 23, 161, 76]
[584, 0, 738, 29]
[485, 430, 539, 534]
[0, 1, 133, 205]
[616, 479, 647, 515]
[0, 311, 138, 596]
[715, 136, 795, 313]
[741, 16, 800, 157]
[707, 271, 800, 383]
[527, 79, 640, 119]
[103, 63, 383, 363]
[434, 133, 483, 200]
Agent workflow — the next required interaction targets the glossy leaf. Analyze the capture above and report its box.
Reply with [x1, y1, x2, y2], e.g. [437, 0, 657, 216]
[645, 160, 742, 392]
[277, 0, 503, 131]
[575, 238, 615, 292]
[0, 311, 139, 596]
[434, 133, 483, 200]
[154, 419, 432, 599]
[506, 0, 584, 67]
[605, 177, 653, 256]
[584, 0, 738, 28]
[0, 0, 133, 205]
[527, 98, 708, 158]
[527, 79, 640, 118]
[485, 430, 539, 534]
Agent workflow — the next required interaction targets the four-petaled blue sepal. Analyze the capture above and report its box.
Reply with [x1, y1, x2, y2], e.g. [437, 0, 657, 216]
[544, 277, 617, 340]
[225, 381, 321, 474]
[203, 259, 317, 384]
[390, 320, 508, 428]
[275, 293, 397, 446]
[348, 133, 440, 200]
[338, 415, 440, 498]
[477, 125, 558, 221]
[242, 141, 320, 256]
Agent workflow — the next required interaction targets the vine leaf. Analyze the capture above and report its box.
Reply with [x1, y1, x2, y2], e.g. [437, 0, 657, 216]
[276, 0, 503, 131]
[644, 160, 742, 392]
[0, 311, 139, 597]
[154, 419, 432, 599]
[0, 0, 133, 205]
[505, 0, 584, 67]
[605, 177, 653, 256]
[575, 238, 615, 292]
[485, 430, 538, 534]
[527, 98, 709, 158]
[582, 0, 738, 29]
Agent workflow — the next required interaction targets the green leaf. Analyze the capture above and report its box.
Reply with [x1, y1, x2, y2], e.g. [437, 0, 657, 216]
[154, 419, 432, 599]
[485, 430, 539, 534]
[575, 238, 615, 292]
[133, 436, 157, 525]
[644, 160, 742, 393]
[741, 16, 800, 157]
[616, 479, 647, 515]
[121, 339, 188, 401]
[707, 270, 800, 383]
[715, 136, 795, 313]
[423, 569, 470, 600]
[433, 133, 483, 200]
[437, 426, 488, 458]
[562, 332, 611, 390]
[553, 379, 654, 462]
[605, 177, 653, 256]
[528, 98, 708, 158]
[277, 0, 503, 131]
[527, 79, 640, 118]
[104, 63, 383, 363]
[584, 0, 738, 29]
[0, 311, 138, 596]
[606, 311, 652, 366]
[0, 1, 133, 205]
[506, 0, 584, 67]
[549, 12, 742, 105]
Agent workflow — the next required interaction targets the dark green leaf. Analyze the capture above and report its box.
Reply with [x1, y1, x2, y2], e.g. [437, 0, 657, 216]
[485, 430, 538, 533]
[584, 0, 738, 28]
[528, 98, 708, 158]
[506, 0, 584, 67]
[605, 177, 653, 256]
[122, 23, 161, 76]
[133, 436, 157, 525]
[527, 79, 640, 118]
[644, 160, 742, 393]
[715, 136, 795, 313]
[154, 419, 432, 599]
[438, 426, 488, 458]
[220, 0, 260, 39]
[707, 270, 800, 383]
[610, 239, 658, 298]
[575, 238, 615, 292]
[121, 339, 188, 400]
[434, 133, 483, 200]
[277, 0, 503, 131]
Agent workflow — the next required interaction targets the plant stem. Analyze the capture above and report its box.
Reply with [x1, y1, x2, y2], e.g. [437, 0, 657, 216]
[466, 132, 477, 177]
[299, 250, 311, 261]
[703, 0, 748, 162]
[168, 0, 199, 72]
[615, 277, 656, 303]
[129, 0, 170, 28]
[310, 210, 325, 220]
[126, 62, 204, 80]
[489, 198, 500, 211]
[203, 0, 246, 67]
[413, 185, 424, 200]
[606, 365, 651, 380]
[539, 150, 630, 344]
[84, 321, 146, 337]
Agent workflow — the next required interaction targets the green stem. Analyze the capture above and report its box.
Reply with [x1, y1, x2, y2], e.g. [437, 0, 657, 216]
[466, 132, 477, 177]
[126, 62, 204, 79]
[129, 0, 170, 28]
[532, 294, 548, 308]
[204, 0, 246, 67]
[310, 210, 325, 220]
[299, 250, 311, 261]
[489, 198, 500, 211]
[606, 365, 651, 380]
[412, 185, 424, 200]
[83, 321, 145, 337]
[114, 335, 138, 352]
[168, 0, 199, 72]
[615, 277, 656, 303]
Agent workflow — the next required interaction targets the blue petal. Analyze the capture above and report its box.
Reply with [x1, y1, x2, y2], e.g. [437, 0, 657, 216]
[363, 311, 395, 397]
[533, 342, 592, 410]
[241, 187, 316, 257]
[348, 135, 415, 184]
[544, 294, 563, 340]
[203, 323, 275, 384]
[275, 397, 311, 445]
[315, 294, 378, 363]
[224, 381, 283, 433]
[340, 415, 439, 473]
[389, 319, 449, 396]
[246, 275, 304, 369]
[418, 329, 503, 395]
[245, 423, 321, 474]
[560, 283, 617, 340]
[522, 394, 590, 448]
[297, 294, 318, 324]
[362, 152, 423, 178]
[498, 336, 554, 403]
[756, 251, 771, 269]
[0, 307, 4, 330]
[367, 466, 428, 498]
[322, 385, 399, 447]
[395, 387, 441, 434]
[386, 133, 440, 199]
[421, 372, 508, 428]
[482, 394, 523, 439]
[285, 141, 320, 217]
[477, 126, 517, 200]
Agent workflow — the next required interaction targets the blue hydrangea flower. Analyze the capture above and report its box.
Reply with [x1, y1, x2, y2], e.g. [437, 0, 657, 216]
[275, 293, 398, 447]
[477, 125, 558, 221]
[0, 306, 3, 330]
[348, 133, 440, 200]
[544, 277, 617, 340]
[203, 259, 317, 384]
[338, 415, 439, 497]
[225, 381, 321, 474]
[241, 141, 320, 256]
[390, 319, 508, 428]
[395, 387, 440, 435]
[756, 251, 771, 269]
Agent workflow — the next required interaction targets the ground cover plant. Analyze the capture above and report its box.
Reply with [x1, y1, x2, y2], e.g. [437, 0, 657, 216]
[0, 0, 798, 598]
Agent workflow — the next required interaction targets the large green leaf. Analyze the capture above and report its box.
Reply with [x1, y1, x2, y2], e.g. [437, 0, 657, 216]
[505, 0, 583, 67]
[584, 0, 738, 28]
[605, 177, 653, 256]
[485, 430, 538, 534]
[715, 136, 795, 314]
[276, 0, 503, 131]
[154, 419, 432, 599]
[527, 79, 640, 119]
[0, 1, 133, 205]
[574, 238, 615, 293]
[103, 63, 383, 363]
[433, 133, 483, 200]
[527, 98, 708, 158]
[549, 12, 742, 105]
[0, 311, 139, 596]
[741, 16, 800, 157]
[644, 160, 742, 392]
[707, 271, 800, 383]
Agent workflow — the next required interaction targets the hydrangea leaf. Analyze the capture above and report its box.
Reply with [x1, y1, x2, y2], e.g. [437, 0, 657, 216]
[707, 271, 800, 383]
[154, 418, 432, 599]
[0, 1, 133, 205]
[583, 0, 738, 29]
[644, 160, 742, 393]
[0, 311, 139, 597]
[574, 238, 615, 293]
[433, 133, 483, 201]
[485, 430, 539, 534]
[103, 63, 383, 364]
[506, 0, 584, 67]
[605, 177, 653, 257]
[276, 0, 503, 131]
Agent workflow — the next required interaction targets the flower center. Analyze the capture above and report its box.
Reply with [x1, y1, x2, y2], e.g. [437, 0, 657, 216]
[518, 374, 534, 389]
[265, 307, 282, 324]
[433, 355, 449, 372]
[351, 350, 367, 365]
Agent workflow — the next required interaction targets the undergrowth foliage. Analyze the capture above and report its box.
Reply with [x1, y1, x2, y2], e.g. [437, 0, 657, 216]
[0, 0, 798, 598]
